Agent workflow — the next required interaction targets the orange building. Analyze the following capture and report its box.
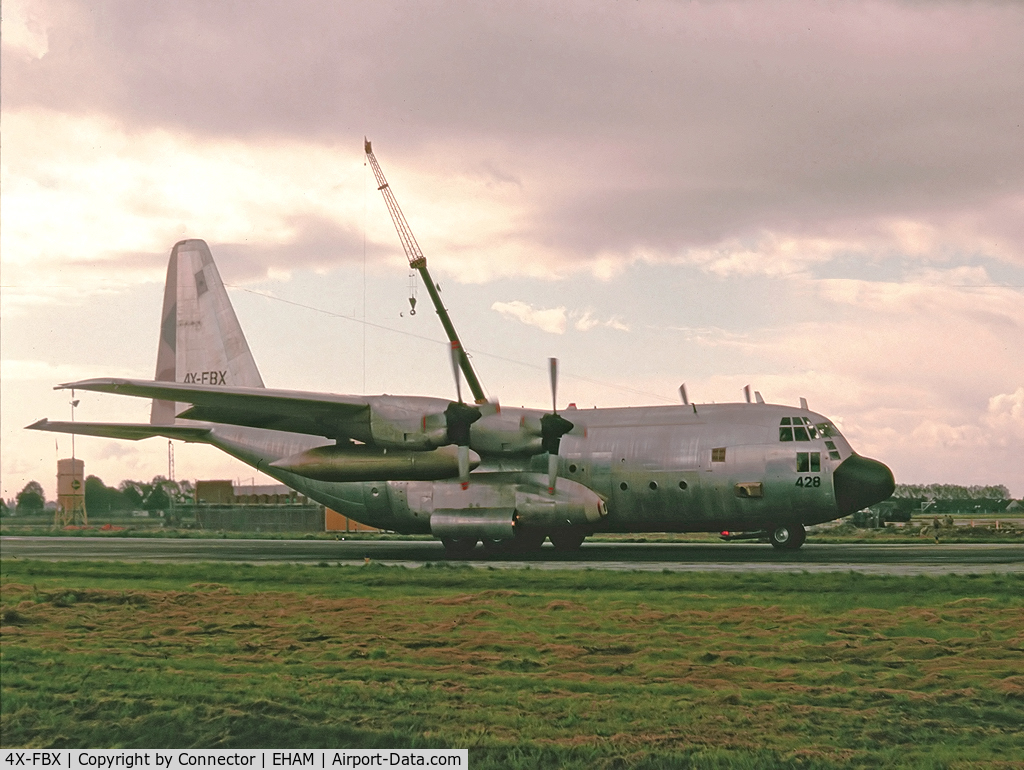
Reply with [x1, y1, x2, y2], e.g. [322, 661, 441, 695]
[325, 509, 380, 532]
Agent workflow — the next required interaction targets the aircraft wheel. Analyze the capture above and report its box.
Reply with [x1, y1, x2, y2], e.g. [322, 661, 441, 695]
[441, 537, 478, 558]
[768, 523, 806, 550]
[549, 529, 586, 552]
[510, 530, 546, 553]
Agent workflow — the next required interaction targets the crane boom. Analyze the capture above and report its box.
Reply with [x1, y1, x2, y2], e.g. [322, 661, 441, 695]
[364, 139, 488, 404]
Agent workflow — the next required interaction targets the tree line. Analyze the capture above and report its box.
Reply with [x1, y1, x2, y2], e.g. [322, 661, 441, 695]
[4, 476, 195, 515]
[892, 483, 1011, 501]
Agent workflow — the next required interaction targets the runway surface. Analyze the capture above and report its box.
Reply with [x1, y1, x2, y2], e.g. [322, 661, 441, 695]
[2, 536, 1022, 575]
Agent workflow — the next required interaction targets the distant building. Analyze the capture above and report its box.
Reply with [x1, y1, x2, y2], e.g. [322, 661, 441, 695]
[194, 480, 308, 506]
[325, 509, 380, 533]
[194, 480, 234, 505]
[192, 478, 379, 532]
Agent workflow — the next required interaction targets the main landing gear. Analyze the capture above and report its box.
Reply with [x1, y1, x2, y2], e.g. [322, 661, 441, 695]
[768, 523, 806, 550]
[440, 537, 479, 558]
[548, 529, 586, 552]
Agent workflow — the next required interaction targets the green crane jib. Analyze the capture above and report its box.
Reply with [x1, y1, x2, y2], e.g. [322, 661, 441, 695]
[364, 139, 488, 404]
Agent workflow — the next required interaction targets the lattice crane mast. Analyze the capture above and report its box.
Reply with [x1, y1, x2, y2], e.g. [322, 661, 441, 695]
[364, 139, 488, 404]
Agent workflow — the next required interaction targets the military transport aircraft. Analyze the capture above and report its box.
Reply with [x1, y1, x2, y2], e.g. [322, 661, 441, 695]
[28, 143, 894, 556]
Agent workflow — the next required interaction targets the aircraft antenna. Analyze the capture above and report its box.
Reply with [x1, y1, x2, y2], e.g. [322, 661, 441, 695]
[364, 139, 487, 404]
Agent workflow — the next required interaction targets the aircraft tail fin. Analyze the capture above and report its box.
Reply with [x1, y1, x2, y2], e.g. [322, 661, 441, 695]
[151, 239, 264, 424]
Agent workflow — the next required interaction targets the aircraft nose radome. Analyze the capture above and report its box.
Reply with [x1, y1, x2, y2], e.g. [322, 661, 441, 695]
[833, 453, 896, 516]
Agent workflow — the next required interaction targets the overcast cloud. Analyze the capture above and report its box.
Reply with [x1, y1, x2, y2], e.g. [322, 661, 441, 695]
[2, 0, 1022, 497]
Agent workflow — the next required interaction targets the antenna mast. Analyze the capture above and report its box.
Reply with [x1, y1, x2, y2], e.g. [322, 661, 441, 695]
[364, 139, 488, 404]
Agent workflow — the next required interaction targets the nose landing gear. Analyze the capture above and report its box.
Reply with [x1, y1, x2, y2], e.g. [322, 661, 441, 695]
[768, 523, 806, 550]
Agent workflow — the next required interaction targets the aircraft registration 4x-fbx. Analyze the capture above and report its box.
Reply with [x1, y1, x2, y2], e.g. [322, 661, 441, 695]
[29, 141, 894, 556]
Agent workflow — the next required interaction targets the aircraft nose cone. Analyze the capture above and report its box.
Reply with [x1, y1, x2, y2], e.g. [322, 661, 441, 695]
[833, 453, 895, 516]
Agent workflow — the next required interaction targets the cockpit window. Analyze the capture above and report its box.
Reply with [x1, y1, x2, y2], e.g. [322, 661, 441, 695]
[797, 452, 821, 472]
[780, 416, 820, 442]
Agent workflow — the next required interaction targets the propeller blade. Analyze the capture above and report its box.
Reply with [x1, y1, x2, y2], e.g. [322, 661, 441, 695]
[744, 385, 752, 403]
[450, 342, 463, 404]
[459, 444, 470, 488]
[679, 384, 689, 406]
[549, 357, 558, 414]
[541, 357, 572, 494]
[547, 452, 559, 494]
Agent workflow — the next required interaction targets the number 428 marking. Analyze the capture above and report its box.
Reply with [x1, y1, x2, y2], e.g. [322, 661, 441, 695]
[795, 476, 821, 487]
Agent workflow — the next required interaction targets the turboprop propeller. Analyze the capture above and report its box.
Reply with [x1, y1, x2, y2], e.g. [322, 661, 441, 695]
[446, 341, 482, 487]
[540, 357, 574, 493]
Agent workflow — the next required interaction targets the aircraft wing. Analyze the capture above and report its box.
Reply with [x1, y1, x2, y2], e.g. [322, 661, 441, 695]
[26, 419, 211, 442]
[56, 378, 383, 443]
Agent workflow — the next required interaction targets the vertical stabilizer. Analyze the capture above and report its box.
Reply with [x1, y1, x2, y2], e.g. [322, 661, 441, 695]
[151, 239, 264, 424]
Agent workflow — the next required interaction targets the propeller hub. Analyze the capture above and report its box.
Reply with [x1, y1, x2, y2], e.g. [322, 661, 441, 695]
[540, 412, 574, 455]
[445, 401, 482, 446]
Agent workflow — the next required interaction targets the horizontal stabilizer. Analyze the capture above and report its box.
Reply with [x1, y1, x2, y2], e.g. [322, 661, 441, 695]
[26, 418, 211, 443]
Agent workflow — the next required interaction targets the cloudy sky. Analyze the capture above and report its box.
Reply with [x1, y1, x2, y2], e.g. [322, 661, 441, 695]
[3, 0, 1023, 501]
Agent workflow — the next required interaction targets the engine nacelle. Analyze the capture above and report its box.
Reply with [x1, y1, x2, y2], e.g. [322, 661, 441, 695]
[467, 411, 544, 457]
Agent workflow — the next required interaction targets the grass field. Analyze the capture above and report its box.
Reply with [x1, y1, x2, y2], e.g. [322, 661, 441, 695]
[2, 560, 1022, 768]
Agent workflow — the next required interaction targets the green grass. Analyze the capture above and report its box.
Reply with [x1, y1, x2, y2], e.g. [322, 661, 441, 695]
[2, 561, 1023, 768]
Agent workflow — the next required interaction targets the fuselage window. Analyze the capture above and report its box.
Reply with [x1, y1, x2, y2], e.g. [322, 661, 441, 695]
[825, 440, 841, 461]
[711, 447, 726, 462]
[796, 452, 821, 473]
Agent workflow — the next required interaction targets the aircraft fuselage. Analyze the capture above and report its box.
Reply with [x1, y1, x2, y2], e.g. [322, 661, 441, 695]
[201, 399, 890, 539]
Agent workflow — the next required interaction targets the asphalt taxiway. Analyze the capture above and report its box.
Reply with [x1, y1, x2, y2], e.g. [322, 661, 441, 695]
[2, 536, 1022, 575]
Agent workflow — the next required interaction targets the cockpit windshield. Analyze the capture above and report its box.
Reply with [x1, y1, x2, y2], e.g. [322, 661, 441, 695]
[815, 421, 838, 438]
[779, 416, 837, 442]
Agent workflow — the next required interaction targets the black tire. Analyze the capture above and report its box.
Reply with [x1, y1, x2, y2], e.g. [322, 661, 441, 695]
[481, 538, 506, 553]
[441, 537, 478, 558]
[768, 523, 806, 550]
[549, 529, 586, 552]
[510, 530, 546, 553]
